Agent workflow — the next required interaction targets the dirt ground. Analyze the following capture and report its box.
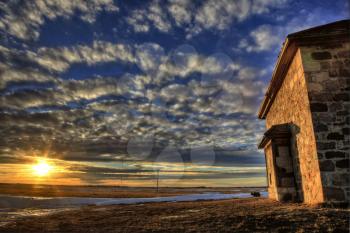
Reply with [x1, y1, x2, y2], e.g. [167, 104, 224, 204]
[1, 198, 349, 233]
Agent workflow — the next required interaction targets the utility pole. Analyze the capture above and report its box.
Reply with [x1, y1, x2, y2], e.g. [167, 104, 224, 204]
[156, 169, 160, 193]
[120, 159, 124, 186]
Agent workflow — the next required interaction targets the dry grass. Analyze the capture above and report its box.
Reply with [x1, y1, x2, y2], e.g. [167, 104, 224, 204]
[1, 198, 349, 233]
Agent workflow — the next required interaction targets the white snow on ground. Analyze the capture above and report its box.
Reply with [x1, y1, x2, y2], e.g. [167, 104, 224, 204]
[0, 192, 267, 209]
[96, 192, 268, 205]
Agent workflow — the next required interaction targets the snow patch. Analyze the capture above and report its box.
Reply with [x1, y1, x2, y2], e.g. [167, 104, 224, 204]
[0, 192, 268, 209]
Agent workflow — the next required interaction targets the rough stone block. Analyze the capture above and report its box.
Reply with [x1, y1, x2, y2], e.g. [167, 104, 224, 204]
[324, 187, 345, 201]
[320, 160, 335, 171]
[308, 83, 323, 92]
[342, 128, 350, 135]
[325, 151, 346, 159]
[331, 60, 344, 69]
[328, 102, 343, 112]
[320, 43, 343, 50]
[315, 113, 335, 123]
[323, 79, 341, 90]
[332, 173, 350, 186]
[339, 69, 350, 77]
[333, 93, 350, 101]
[338, 146, 350, 151]
[337, 50, 350, 58]
[335, 115, 346, 123]
[317, 142, 336, 150]
[310, 103, 328, 112]
[329, 69, 350, 77]
[311, 51, 332, 60]
[321, 174, 330, 186]
[314, 123, 328, 132]
[302, 53, 321, 72]
[310, 93, 334, 102]
[337, 110, 349, 116]
[309, 71, 329, 82]
[327, 132, 344, 140]
[336, 159, 349, 169]
[344, 103, 350, 110]
[317, 152, 323, 159]
[320, 61, 330, 70]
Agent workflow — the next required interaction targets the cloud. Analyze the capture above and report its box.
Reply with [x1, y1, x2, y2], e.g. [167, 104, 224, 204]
[126, 10, 151, 33]
[0, 45, 57, 89]
[168, 0, 193, 26]
[135, 43, 166, 75]
[237, 67, 267, 81]
[29, 41, 240, 87]
[239, 25, 282, 52]
[147, 1, 172, 32]
[160, 84, 192, 103]
[35, 41, 134, 72]
[127, 1, 172, 33]
[190, 0, 288, 37]
[125, 0, 289, 38]
[238, 6, 346, 53]
[4, 40, 239, 80]
[250, 0, 289, 14]
[194, 0, 250, 31]
[153, 49, 241, 87]
[0, 63, 55, 90]
[0, 0, 118, 40]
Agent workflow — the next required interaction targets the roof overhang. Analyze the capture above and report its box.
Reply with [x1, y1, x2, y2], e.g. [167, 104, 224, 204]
[258, 123, 291, 149]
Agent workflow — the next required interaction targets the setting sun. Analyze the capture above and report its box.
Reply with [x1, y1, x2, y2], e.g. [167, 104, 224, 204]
[32, 160, 53, 177]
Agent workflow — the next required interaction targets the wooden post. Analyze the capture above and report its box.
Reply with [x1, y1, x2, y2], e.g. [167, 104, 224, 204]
[156, 169, 159, 193]
[120, 159, 124, 186]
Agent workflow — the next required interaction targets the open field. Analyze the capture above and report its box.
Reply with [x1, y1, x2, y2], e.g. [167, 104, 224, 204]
[1, 183, 348, 233]
[0, 183, 265, 198]
[1, 197, 349, 233]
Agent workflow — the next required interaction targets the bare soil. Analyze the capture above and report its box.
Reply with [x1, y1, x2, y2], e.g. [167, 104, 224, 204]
[1, 198, 349, 233]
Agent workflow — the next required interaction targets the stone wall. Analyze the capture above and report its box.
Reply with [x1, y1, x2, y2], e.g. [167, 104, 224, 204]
[300, 41, 350, 204]
[265, 143, 278, 200]
[266, 49, 324, 204]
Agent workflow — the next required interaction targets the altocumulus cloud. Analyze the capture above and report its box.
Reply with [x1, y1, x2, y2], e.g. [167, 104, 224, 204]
[0, 0, 118, 40]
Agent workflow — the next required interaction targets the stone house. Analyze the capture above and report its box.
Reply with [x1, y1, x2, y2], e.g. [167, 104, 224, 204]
[257, 20, 350, 205]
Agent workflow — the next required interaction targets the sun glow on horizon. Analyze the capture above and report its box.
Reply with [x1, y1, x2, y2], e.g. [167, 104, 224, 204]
[32, 159, 53, 177]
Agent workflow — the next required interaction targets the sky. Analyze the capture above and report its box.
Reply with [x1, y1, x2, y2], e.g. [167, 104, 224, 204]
[0, 0, 348, 187]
